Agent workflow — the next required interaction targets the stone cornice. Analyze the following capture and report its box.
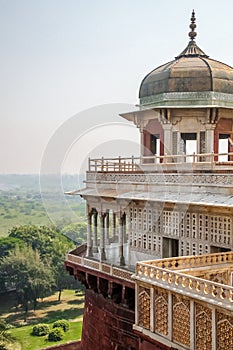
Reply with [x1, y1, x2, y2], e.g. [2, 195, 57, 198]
[140, 91, 233, 109]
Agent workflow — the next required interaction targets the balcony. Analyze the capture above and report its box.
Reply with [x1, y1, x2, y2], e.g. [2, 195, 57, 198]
[65, 243, 137, 311]
[88, 152, 233, 173]
[133, 251, 233, 350]
[65, 243, 158, 281]
[83, 154, 233, 202]
[65, 246, 233, 349]
[66, 245, 134, 284]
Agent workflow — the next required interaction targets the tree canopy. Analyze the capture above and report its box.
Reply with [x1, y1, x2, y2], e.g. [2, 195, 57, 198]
[1, 225, 77, 305]
[0, 237, 25, 258]
[61, 222, 87, 244]
[0, 245, 54, 317]
[8, 225, 73, 258]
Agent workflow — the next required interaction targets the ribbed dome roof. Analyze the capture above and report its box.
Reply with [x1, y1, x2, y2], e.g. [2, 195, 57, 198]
[139, 11, 233, 102]
[139, 56, 233, 98]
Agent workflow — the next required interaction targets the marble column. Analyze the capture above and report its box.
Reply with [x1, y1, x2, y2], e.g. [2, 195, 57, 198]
[100, 213, 106, 261]
[205, 124, 215, 154]
[112, 212, 117, 242]
[86, 211, 93, 257]
[93, 211, 98, 253]
[119, 214, 125, 266]
[163, 124, 172, 161]
[105, 211, 110, 245]
[123, 213, 127, 243]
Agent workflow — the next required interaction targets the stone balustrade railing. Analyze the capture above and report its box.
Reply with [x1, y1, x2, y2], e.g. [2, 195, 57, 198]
[66, 253, 133, 283]
[135, 261, 233, 310]
[88, 152, 233, 173]
[141, 251, 233, 270]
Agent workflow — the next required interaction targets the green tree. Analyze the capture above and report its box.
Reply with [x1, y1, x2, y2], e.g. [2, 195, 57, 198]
[0, 246, 55, 319]
[61, 222, 87, 244]
[8, 225, 75, 301]
[9, 225, 73, 258]
[0, 237, 26, 258]
[49, 239, 77, 301]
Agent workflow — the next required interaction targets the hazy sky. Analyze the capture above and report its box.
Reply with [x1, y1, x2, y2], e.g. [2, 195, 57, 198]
[1, 0, 233, 174]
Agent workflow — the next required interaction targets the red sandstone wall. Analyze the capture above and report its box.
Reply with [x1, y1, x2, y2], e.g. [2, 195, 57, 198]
[43, 340, 82, 350]
[214, 118, 233, 158]
[81, 289, 138, 350]
[139, 340, 164, 350]
[139, 339, 177, 350]
[144, 120, 164, 157]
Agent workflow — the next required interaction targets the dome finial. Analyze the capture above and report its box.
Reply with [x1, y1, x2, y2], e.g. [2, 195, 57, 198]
[176, 10, 208, 58]
[189, 9, 197, 41]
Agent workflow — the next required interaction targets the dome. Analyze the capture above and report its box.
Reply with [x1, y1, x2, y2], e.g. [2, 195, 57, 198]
[139, 48, 233, 99]
[139, 11, 233, 108]
[139, 56, 233, 98]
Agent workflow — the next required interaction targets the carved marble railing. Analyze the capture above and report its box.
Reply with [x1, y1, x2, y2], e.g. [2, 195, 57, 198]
[141, 251, 233, 270]
[135, 261, 233, 311]
[134, 267, 233, 350]
[66, 252, 133, 283]
[88, 152, 233, 173]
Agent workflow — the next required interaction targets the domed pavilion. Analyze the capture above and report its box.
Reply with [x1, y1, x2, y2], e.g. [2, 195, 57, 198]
[122, 10, 233, 165]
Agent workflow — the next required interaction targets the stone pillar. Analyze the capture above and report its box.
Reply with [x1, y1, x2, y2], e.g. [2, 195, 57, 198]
[86, 211, 93, 258]
[112, 212, 117, 242]
[119, 214, 125, 266]
[123, 213, 127, 243]
[100, 213, 106, 261]
[105, 211, 110, 245]
[93, 211, 98, 253]
[140, 128, 145, 159]
[163, 124, 172, 157]
[205, 124, 215, 154]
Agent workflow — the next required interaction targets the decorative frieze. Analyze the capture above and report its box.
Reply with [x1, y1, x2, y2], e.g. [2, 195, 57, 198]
[87, 172, 233, 186]
[139, 91, 233, 108]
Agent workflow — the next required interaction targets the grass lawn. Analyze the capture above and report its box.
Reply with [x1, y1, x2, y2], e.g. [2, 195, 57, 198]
[10, 320, 82, 350]
[0, 289, 84, 350]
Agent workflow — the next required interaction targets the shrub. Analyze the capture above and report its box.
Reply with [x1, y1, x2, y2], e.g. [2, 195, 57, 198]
[48, 327, 64, 342]
[52, 319, 69, 332]
[32, 324, 50, 336]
